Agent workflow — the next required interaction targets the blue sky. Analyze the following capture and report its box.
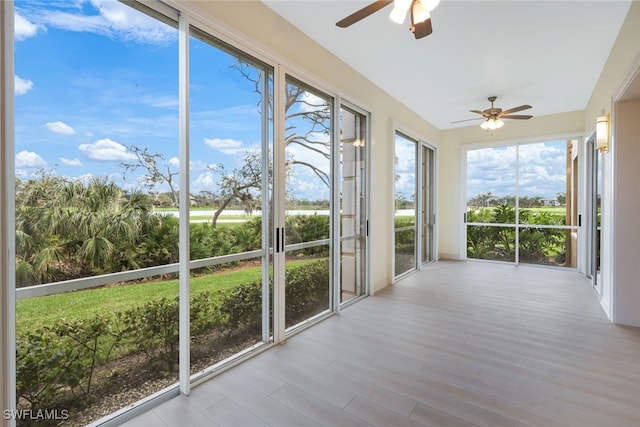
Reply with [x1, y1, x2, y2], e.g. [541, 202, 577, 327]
[13, 0, 331, 200]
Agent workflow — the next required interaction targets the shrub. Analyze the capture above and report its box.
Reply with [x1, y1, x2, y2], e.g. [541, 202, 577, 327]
[16, 316, 117, 411]
[15, 259, 331, 418]
[218, 259, 331, 330]
[285, 259, 330, 321]
[218, 279, 266, 331]
[190, 291, 224, 336]
[116, 297, 180, 363]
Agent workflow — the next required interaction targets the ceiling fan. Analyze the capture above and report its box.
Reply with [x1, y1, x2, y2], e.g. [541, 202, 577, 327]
[453, 96, 533, 130]
[336, 0, 440, 40]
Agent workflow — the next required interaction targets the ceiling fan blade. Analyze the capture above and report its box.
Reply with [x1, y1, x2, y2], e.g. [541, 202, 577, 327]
[336, 0, 393, 28]
[412, 18, 433, 39]
[501, 114, 533, 120]
[500, 104, 532, 115]
[451, 117, 484, 124]
[469, 110, 486, 115]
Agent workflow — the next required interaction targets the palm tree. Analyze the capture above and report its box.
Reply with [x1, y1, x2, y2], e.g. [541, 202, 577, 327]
[15, 173, 158, 286]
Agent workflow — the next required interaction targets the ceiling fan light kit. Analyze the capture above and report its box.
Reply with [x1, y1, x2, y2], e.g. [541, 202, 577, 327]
[480, 118, 504, 131]
[336, 0, 439, 39]
[469, 96, 533, 132]
[389, 5, 408, 24]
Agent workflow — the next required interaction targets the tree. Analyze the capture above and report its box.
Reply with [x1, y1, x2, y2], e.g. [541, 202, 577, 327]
[208, 150, 263, 228]
[233, 60, 331, 188]
[556, 192, 566, 205]
[15, 171, 158, 286]
[120, 145, 179, 207]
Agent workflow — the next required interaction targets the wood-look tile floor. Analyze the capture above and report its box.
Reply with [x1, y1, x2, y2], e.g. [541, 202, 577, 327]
[122, 261, 640, 427]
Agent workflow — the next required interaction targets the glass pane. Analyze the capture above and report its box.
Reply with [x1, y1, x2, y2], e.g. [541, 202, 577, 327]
[339, 106, 367, 303]
[466, 225, 516, 262]
[16, 274, 179, 423]
[597, 149, 603, 273]
[466, 146, 517, 223]
[518, 227, 567, 266]
[188, 27, 273, 373]
[394, 133, 416, 276]
[466, 146, 516, 262]
[14, 1, 178, 423]
[518, 141, 573, 267]
[14, 0, 179, 289]
[421, 145, 435, 265]
[284, 77, 332, 328]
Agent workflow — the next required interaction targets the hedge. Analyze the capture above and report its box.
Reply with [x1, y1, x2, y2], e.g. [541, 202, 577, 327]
[16, 259, 330, 417]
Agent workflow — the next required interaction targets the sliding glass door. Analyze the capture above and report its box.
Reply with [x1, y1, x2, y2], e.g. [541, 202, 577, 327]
[282, 76, 332, 329]
[188, 27, 274, 375]
[394, 132, 417, 277]
[586, 136, 603, 293]
[420, 143, 436, 266]
[394, 133, 435, 277]
[339, 105, 368, 303]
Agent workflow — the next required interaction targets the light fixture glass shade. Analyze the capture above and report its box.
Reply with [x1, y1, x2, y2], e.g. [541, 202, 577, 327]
[480, 118, 505, 131]
[394, 0, 413, 11]
[389, 6, 407, 24]
[596, 114, 609, 152]
[420, 0, 440, 12]
[412, 2, 430, 23]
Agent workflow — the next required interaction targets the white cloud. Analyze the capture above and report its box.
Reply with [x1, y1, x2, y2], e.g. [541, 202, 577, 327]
[14, 75, 34, 95]
[22, 0, 175, 45]
[14, 13, 39, 40]
[15, 151, 47, 168]
[297, 91, 330, 114]
[192, 172, 217, 193]
[46, 121, 76, 135]
[204, 138, 245, 155]
[59, 157, 83, 167]
[466, 142, 567, 199]
[78, 138, 136, 161]
[167, 157, 211, 172]
[192, 160, 212, 171]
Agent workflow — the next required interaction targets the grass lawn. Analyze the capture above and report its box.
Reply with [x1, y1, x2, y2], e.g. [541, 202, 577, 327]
[16, 260, 311, 335]
[519, 206, 567, 215]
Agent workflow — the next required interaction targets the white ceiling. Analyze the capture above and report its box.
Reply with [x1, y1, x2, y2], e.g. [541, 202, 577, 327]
[262, 0, 632, 130]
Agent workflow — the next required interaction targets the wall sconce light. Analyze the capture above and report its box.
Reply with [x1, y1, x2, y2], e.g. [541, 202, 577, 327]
[596, 114, 610, 152]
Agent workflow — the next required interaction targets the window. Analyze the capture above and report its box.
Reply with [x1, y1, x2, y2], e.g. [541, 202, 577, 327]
[465, 140, 578, 267]
[13, 1, 180, 421]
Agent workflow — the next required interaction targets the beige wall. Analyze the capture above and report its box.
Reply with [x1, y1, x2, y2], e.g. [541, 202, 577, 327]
[613, 98, 640, 326]
[585, 1, 640, 129]
[185, 1, 440, 292]
[584, 0, 640, 325]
